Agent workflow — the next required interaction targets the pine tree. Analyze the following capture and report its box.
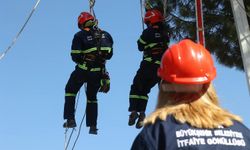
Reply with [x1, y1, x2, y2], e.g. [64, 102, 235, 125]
[148, 0, 250, 70]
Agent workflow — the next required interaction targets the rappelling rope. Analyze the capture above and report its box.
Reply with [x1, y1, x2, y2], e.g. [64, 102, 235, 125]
[89, 0, 96, 17]
[71, 83, 87, 150]
[140, 0, 145, 30]
[162, 0, 168, 20]
[64, 83, 87, 150]
[64, 128, 75, 150]
[71, 106, 86, 149]
[64, 89, 81, 150]
[89, 0, 99, 30]
[0, 0, 41, 60]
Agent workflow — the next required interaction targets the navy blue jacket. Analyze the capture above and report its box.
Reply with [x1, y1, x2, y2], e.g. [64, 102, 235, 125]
[131, 115, 250, 150]
[71, 28, 113, 67]
[137, 24, 169, 64]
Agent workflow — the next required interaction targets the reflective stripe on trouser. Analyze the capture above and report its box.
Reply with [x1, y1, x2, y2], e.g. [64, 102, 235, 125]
[64, 66, 101, 127]
[86, 99, 98, 126]
[129, 61, 160, 112]
[64, 93, 77, 120]
[129, 94, 149, 112]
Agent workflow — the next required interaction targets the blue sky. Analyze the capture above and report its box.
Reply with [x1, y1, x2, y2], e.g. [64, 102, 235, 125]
[0, 0, 249, 150]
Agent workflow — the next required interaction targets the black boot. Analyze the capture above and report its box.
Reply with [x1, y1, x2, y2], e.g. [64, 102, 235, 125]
[128, 111, 138, 126]
[136, 112, 145, 129]
[63, 119, 77, 128]
[89, 126, 98, 135]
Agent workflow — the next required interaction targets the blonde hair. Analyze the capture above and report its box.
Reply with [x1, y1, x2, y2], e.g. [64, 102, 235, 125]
[144, 83, 242, 129]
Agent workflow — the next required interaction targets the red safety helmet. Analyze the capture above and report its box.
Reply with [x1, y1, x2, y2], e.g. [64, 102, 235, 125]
[158, 39, 216, 84]
[144, 9, 164, 25]
[78, 12, 95, 28]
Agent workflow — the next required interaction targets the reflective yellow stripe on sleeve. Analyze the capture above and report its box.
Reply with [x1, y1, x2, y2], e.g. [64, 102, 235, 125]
[155, 61, 161, 65]
[71, 50, 82, 54]
[144, 43, 158, 49]
[78, 64, 88, 70]
[138, 38, 147, 44]
[90, 68, 101, 71]
[65, 93, 77, 97]
[144, 57, 152, 62]
[82, 47, 97, 53]
[100, 47, 112, 53]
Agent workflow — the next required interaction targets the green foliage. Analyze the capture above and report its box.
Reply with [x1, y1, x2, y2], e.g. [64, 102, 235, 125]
[154, 0, 250, 70]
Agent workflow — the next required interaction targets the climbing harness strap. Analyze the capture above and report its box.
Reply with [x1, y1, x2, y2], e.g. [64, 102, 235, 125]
[78, 63, 101, 71]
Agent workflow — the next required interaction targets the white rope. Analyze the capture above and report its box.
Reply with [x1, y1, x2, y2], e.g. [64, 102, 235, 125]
[89, 0, 99, 30]
[89, 0, 95, 15]
[163, 0, 168, 19]
[0, 0, 41, 60]
[140, 0, 145, 30]
[89, 0, 96, 19]
[64, 83, 88, 150]
[70, 84, 87, 150]
[64, 128, 75, 150]
[64, 129, 68, 149]
[64, 90, 81, 150]
[71, 111, 86, 150]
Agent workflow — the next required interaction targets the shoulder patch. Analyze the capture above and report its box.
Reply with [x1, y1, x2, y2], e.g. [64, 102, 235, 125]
[155, 33, 161, 38]
[87, 35, 93, 41]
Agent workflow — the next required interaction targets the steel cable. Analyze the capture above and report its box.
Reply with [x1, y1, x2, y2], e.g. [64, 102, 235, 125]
[0, 0, 41, 60]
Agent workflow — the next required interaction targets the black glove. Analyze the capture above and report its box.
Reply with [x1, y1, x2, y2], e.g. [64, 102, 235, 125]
[99, 71, 110, 93]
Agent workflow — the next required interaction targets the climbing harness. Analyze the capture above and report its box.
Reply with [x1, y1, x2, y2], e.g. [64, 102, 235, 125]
[0, 0, 41, 60]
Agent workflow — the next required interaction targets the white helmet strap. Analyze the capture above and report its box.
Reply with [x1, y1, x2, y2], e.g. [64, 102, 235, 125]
[160, 81, 204, 93]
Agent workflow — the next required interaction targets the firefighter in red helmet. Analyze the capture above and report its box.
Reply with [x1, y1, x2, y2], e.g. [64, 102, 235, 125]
[128, 9, 170, 129]
[131, 39, 250, 150]
[63, 12, 113, 135]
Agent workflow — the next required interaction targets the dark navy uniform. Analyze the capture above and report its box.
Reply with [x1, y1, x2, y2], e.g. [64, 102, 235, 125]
[64, 28, 113, 127]
[129, 24, 169, 112]
[131, 115, 250, 150]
